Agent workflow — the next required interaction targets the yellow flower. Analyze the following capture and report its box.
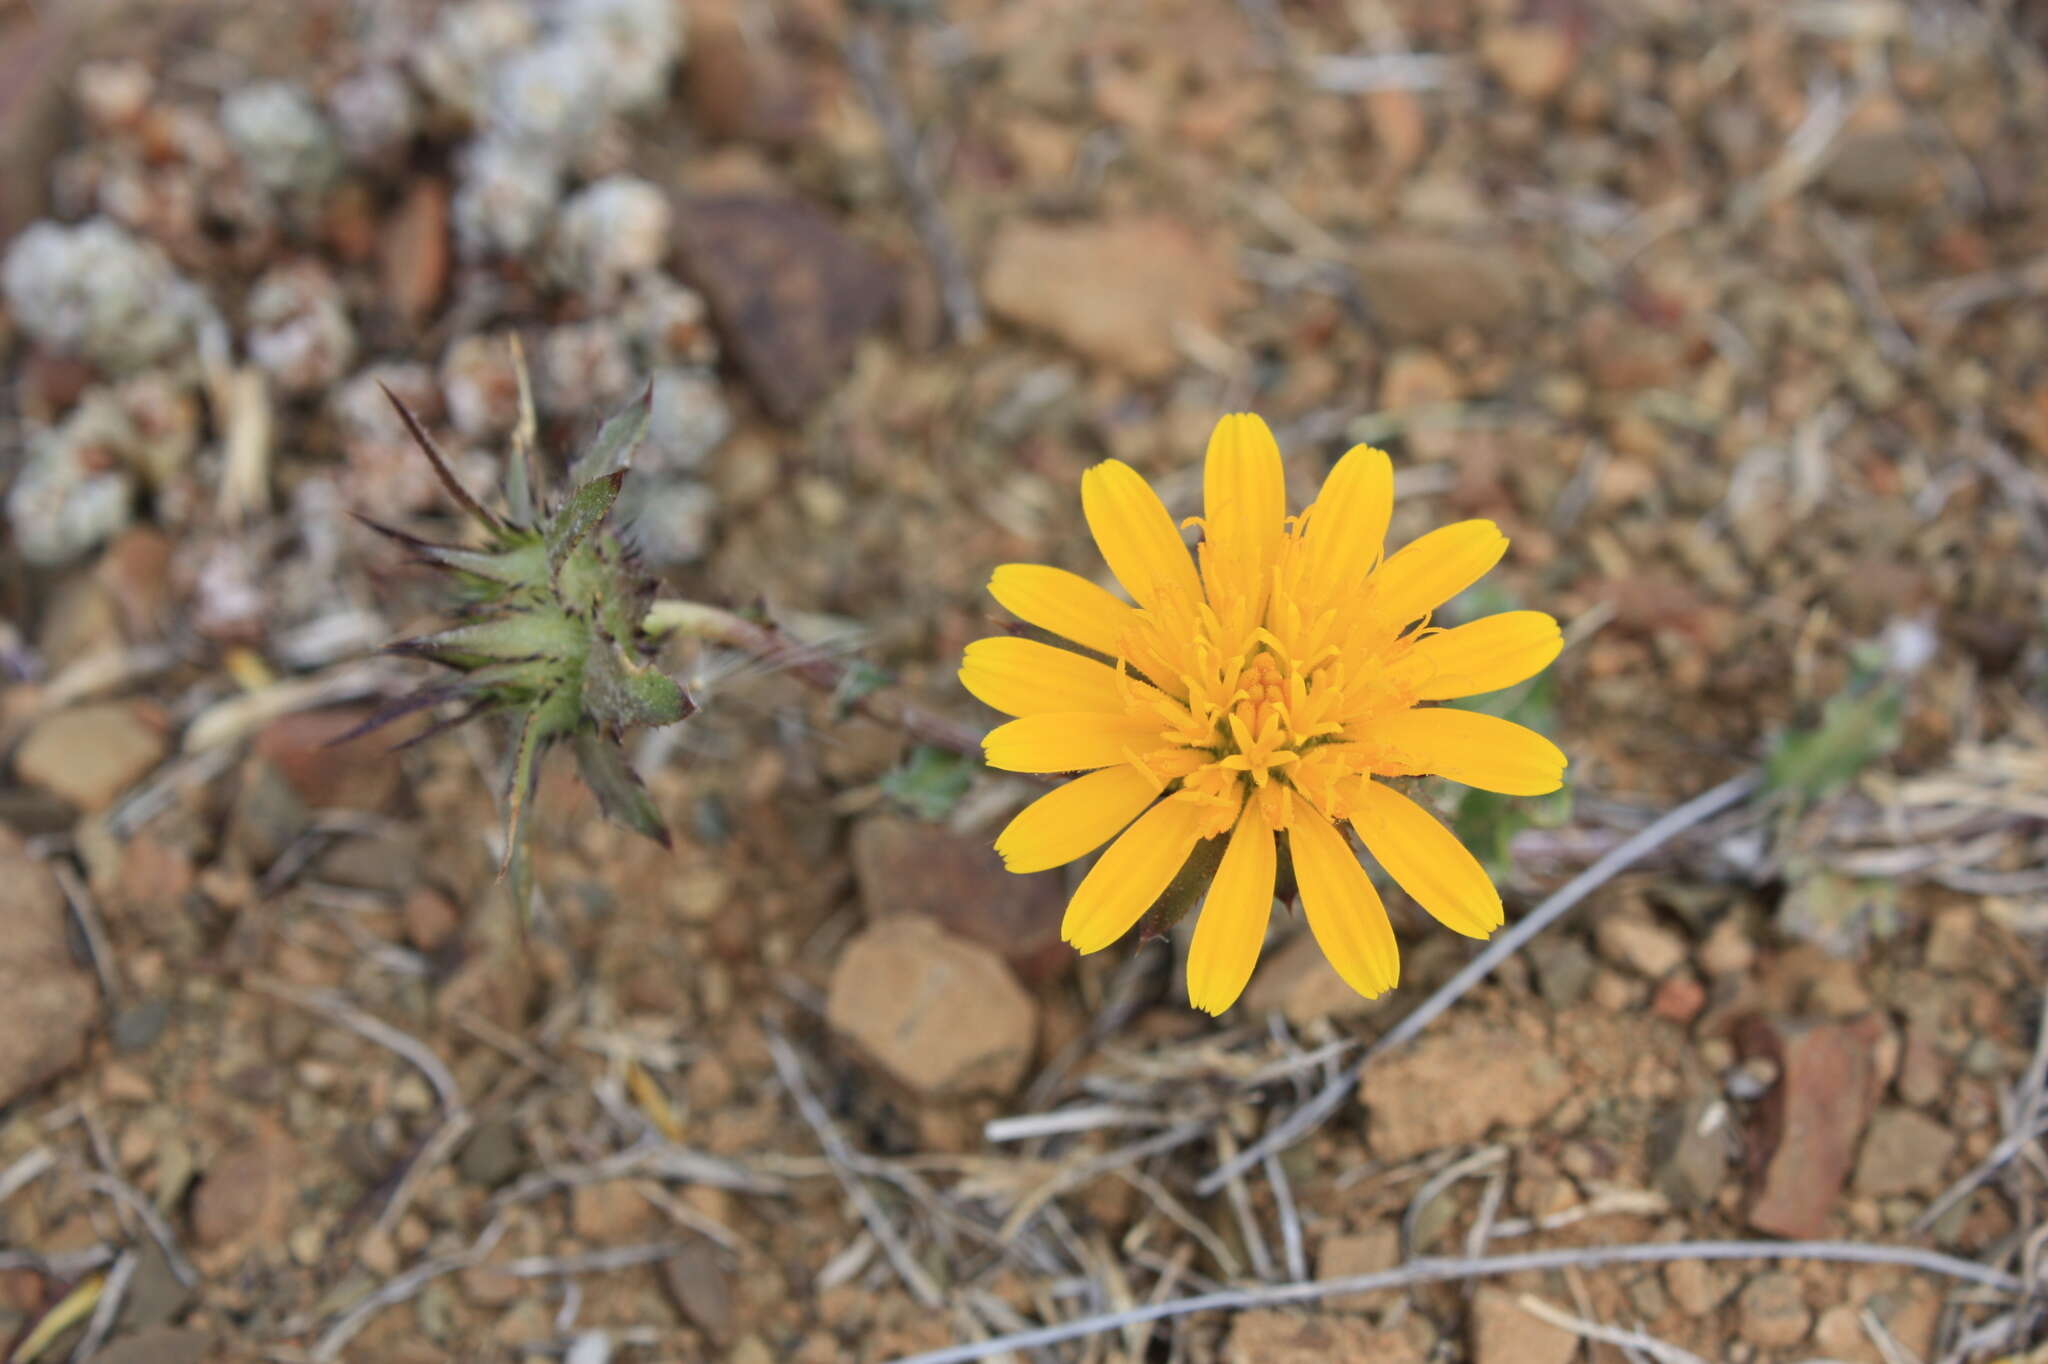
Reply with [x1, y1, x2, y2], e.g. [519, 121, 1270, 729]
[962, 414, 1566, 1015]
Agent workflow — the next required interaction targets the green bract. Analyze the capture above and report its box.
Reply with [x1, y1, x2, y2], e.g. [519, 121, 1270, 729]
[355, 381, 693, 893]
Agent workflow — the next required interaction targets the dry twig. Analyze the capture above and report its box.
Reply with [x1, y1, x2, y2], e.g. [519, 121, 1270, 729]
[885, 1238, 2021, 1364]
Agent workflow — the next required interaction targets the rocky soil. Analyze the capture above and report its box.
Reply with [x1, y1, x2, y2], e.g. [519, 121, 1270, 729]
[2, 0, 2046, 1361]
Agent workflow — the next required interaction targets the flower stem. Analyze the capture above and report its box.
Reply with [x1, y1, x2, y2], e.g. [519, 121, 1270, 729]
[641, 599, 986, 759]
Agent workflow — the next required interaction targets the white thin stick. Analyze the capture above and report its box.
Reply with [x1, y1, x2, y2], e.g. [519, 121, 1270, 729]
[1198, 771, 1761, 1195]
[1515, 1293, 1710, 1364]
[883, 1238, 2019, 1364]
[0, 1149, 55, 1206]
[984, 1106, 1160, 1144]
[70, 1248, 135, 1364]
[504, 1242, 684, 1278]
[1261, 1150, 1307, 1283]
[78, 1172, 199, 1289]
[312, 1220, 507, 1363]
[252, 979, 463, 1113]
[766, 1026, 945, 1309]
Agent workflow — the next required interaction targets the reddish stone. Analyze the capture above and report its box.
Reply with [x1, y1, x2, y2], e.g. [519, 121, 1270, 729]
[1735, 1013, 1890, 1238]
[1651, 972, 1707, 1025]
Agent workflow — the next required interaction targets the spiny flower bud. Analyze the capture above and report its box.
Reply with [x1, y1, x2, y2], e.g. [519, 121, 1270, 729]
[351, 376, 693, 886]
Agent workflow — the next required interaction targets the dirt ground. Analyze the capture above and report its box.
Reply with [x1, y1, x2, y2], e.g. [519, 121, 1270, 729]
[2, 0, 2047, 1360]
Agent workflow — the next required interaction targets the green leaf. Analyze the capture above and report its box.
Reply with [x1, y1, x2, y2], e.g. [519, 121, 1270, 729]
[568, 386, 653, 486]
[880, 746, 975, 821]
[419, 537, 549, 593]
[545, 469, 626, 581]
[833, 660, 893, 715]
[500, 699, 550, 879]
[1765, 681, 1903, 802]
[581, 628, 693, 731]
[572, 732, 671, 847]
[390, 611, 585, 669]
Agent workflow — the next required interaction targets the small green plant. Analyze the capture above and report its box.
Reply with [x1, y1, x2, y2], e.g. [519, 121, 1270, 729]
[351, 360, 693, 898]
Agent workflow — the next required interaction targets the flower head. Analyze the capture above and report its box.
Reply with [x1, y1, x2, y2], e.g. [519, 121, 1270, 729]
[963, 414, 1566, 1014]
[355, 377, 694, 891]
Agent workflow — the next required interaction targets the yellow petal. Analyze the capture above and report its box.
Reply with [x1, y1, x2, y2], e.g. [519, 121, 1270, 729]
[1288, 805, 1399, 998]
[984, 711, 1163, 774]
[1062, 796, 1212, 954]
[1373, 706, 1567, 796]
[961, 637, 1130, 717]
[1185, 802, 1278, 1014]
[1410, 610, 1563, 700]
[1369, 519, 1508, 629]
[1202, 413, 1285, 591]
[1352, 779, 1502, 938]
[988, 563, 1136, 658]
[995, 765, 1160, 873]
[1082, 460, 1202, 613]
[1302, 444, 1394, 602]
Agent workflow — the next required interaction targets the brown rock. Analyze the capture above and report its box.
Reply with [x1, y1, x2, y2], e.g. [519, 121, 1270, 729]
[1651, 1094, 1731, 1208]
[1361, 1022, 1571, 1161]
[1354, 239, 1526, 339]
[402, 889, 461, 953]
[683, 2, 812, 145]
[380, 177, 450, 328]
[1479, 23, 1576, 103]
[1225, 1309, 1427, 1364]
[1896, 1025, 1950, 1108]
[1663, 1258, 1730, 1317]
[570, 1180, 656, 1242]
[1737, 1271, 1812, 1349]
[253, 706, 403, 811]
[0, 827, 98, 1107]
[1594, 911, 1689, 978]
[0, 7, 77, 246]
[850, 815, 1066, 981]
[1812, 1304, 1876, 1361]
[659, 1238, 735, 1346]
[1378, 348, 1459, 412]
[1243, 932, 1391, 1027]
[1853, 1106, 1957, 1198]
[1469, 1287, 1577, 1364]
[191, 1119, 300, 1253]
[1737, 1013, 1889, 1238]
[982, 217, 1245, 379]
[1822, 129, 1934, 210]
[1923, 904, 1976, 972]
[825, 916, 1037, 1097]
[95, 527, 177, 639]
[13, 701, 167, 811]
[1650, 973, 1705, 1024]
[1316, 1224, 1398, 1311]
[83, 1328, 212, 1364]
[676, 195, 898, 422]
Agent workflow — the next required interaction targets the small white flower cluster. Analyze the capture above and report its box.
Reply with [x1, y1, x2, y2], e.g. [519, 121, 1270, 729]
[440, 0, 685, 259]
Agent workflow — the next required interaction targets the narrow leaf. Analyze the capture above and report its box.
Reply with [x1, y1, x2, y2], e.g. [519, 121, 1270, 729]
[545, 469, 625, 581]
[573, 731, 672, 847]
[568, 383, 654, 487]
[500, 698, 550, 879]
[381, 382, 502, 531]
[389, 612, 582, 667]
[1765, 681, 1904, 802]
